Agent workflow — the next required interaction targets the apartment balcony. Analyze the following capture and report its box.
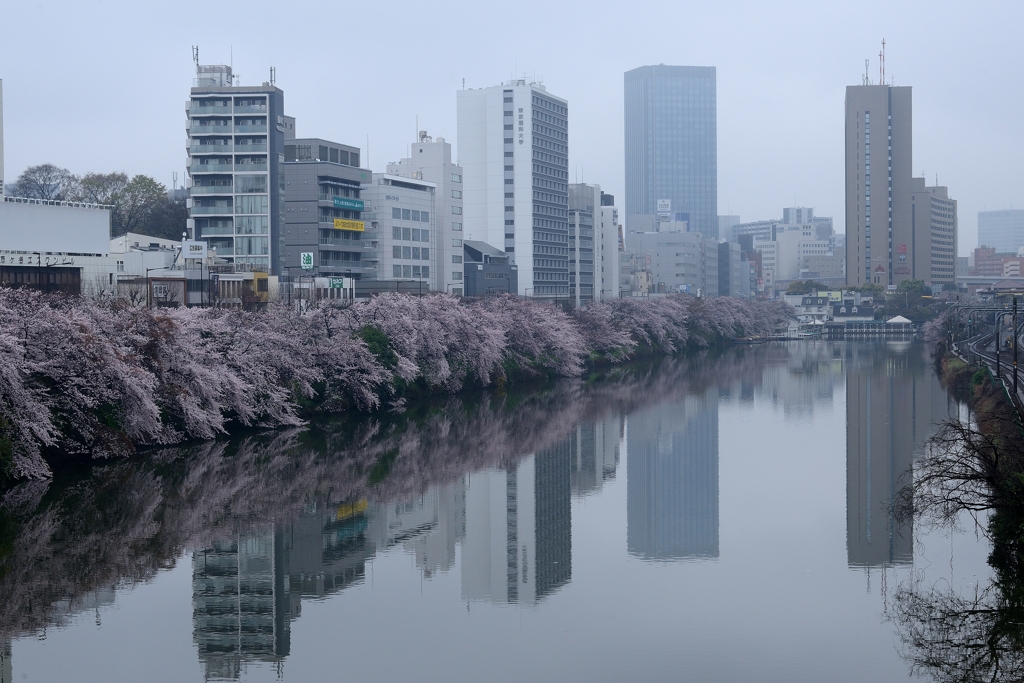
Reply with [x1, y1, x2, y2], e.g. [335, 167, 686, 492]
[190, 143, 233, 154]
[191, 205, 234, 215]
[189, 123, 232, 135]
[234, 163, 268, 172]
[190, 162, 233, 174]
[235, 124, 268, 134]
[189, 104, 231, 116]
[234, 104, 267, 114]
[234, 143, 268, 153]
[190, 185, 234, 195]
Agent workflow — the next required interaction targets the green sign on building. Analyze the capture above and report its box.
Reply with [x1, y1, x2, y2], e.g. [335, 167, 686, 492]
[329, 278, 347, 289]
[333, 197, 365, 211]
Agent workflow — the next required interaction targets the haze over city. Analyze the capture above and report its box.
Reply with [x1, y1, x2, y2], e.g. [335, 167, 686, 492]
[1, 0, 1020, 251]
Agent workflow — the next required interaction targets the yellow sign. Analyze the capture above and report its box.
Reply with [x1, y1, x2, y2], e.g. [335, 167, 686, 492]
[333, 218, 365, 232]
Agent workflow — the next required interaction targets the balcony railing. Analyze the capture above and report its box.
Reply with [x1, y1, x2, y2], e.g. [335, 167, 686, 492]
[234, 163, 268, 172]
[189, 105, 231, 115]
[190, 163, 233, 173]
[191, 205, 234, 215]
[234, 105, 267, 114]
[190, 185, 233, 195]
[190, 143, 233, 154]
[234, 144, 268, 153]
[189, 124, 232, 135]
[235, 124, 268, 133]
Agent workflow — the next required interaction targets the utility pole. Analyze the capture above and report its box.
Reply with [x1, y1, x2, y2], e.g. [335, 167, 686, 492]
[996, 313, 1002, 377]
[1007, 296, 1015, 397]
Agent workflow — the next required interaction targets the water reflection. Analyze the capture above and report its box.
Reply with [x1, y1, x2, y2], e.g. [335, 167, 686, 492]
[627, 388, 719, 561]
[0, 342, 978, 681]
[844, 343, 956, 569]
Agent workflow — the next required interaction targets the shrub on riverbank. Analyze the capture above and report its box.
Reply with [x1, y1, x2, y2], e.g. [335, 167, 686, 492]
[0, 288, 791, 480]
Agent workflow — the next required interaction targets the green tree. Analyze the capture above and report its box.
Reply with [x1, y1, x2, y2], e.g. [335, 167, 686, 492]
[77, 172, 129, 206]
[896, 279, 932, 296]
[139, 193, 188, 241]
[110, 175, 168, 237]
[786, 280, 827, 295]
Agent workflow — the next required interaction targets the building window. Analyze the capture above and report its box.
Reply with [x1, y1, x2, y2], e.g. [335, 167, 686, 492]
[403, 246, 412, 259]
[393, 265, 402, 278]
[422, 266, 429, 277]
[505, 179, 514, 184]
[453, 239, 462, 247]
[504, 152, 513, 157]
[505, 220, 514, 226]
[452, 255, 462, 264]
[412, 210, 421, 221]
[403, 265, 412, 278]
[412, 247, 421, 259]
[393, 226, 401, 240]
[505, 193, 514, 198]
[505, 125, 513, 130]
[451, 190, 462, 199]
[422, 248, 429, 259]
[421, 230, 430, 241]
[452, 223, 462, 231]
[412, 266, 421, 278]
[412, 228, 420, 241]
[452, 206, 462, 215]
[402, 228, 411, 240]
[451, 287, 463, 296]
[505, 206, 514, 212]
[393, 246, 401, 259]
[402, 209, 411, 220]
[392, 207, 401, 219]
[420, 211, 429, 222]
[235, 195, 268, 214]
[451, 173, 462, 183]
[452, 271, 463, 280]
[504, 138, 513, 144]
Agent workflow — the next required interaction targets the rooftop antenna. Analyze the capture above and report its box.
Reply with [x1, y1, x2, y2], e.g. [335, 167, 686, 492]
[879, 38, 886, 85]
[173, 171, 178, 191]
[270, 66, 275, 86]
[863, 59, 870, 85]
[192, 45, 199, 75]
[462, 78, 465, 89]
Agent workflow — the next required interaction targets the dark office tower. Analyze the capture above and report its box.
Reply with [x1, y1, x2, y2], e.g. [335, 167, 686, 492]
[844, 83, 913, 287]
[627, 388, 719, 561]
[624, 65, 718, 238]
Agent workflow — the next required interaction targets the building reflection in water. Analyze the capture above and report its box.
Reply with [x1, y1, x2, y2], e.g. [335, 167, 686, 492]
[845, 342, 954, 569]
[462, 438, 572, 605]
[627, 387, 719, 561]
[570, 415, 623, 498]
[1, 639, 10, 683]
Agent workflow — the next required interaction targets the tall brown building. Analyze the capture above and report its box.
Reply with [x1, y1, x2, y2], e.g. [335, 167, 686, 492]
[845, 84, 914, 287]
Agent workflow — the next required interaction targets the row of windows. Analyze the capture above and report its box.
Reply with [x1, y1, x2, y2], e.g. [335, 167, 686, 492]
[534, 177, 566, 193]
[393, 265, 429, 279]
[393, 246, 430, 260]
[391, 207, 430, 222]
[391, 226, 430, 242]
[534, 272, 569, 281]
[533, 109, 566, 128]
[533, 150, 567, 167]
[532, 96, 566, 116]
[534, 245, 569, 255]
[319, 208, 358, 221]
[533, 124, 567, 142]
[534, 165, 567, 180]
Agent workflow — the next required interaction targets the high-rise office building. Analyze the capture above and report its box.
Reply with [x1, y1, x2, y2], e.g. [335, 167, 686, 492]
[624, 65, 718, 238]
[910, 179, 957, 287]
[0, 78, 5, 196]
[360, 172, 437, 289]
[186, 64, 287, 274]
[844, 83, 914, 287]
[457, 80, 569, 298]
[978, 210, 1024, 255]
[386, 131, 467, 294]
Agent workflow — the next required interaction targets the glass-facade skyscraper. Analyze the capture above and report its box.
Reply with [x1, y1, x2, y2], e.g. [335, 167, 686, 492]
[624, 65, 718, 239]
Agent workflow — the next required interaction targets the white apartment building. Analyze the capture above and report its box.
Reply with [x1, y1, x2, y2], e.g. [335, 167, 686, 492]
[386, 132, 466, 295]
[458, 80, 569, 298]
[360, 174, 436, 290]
[598, 196, 622, 301]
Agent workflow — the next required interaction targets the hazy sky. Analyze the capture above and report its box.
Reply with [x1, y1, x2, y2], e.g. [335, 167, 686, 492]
[2, 0, 1021, 251]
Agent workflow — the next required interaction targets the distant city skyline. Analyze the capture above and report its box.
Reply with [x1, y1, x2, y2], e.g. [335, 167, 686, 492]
[2, 0, 1019, 253]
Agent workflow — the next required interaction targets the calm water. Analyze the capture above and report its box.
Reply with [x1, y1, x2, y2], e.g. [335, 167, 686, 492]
[0, 341, 992, 683]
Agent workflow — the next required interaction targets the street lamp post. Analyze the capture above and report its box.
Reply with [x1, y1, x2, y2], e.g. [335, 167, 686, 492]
[145, 267, 161, 309]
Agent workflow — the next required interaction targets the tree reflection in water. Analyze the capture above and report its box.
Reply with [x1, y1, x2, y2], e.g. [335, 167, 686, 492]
[890, 395, 1024, 681]
[0, 345, 787, 644]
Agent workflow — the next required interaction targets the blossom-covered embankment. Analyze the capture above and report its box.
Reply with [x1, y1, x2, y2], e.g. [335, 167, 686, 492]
[0, 289, 791, 481]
